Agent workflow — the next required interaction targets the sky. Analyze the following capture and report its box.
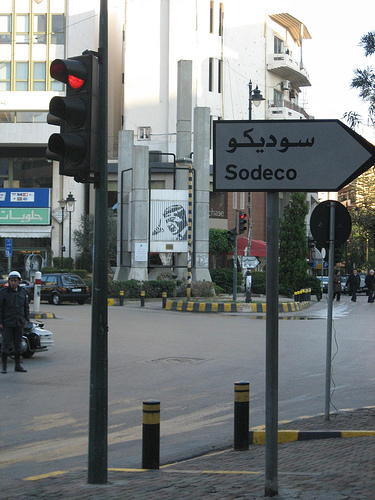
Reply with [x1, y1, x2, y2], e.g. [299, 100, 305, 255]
[267, 0, 375, 142]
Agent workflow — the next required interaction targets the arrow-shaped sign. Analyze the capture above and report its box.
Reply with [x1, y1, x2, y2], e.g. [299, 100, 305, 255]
[213, 119, 375, 192]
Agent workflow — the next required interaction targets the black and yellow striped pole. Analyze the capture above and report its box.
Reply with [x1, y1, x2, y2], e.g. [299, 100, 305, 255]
[234, 381, 250, 450]
[187, 159, 193, 299]
[140, 290, 145, 307]
[142, 400, 160, 469]
[162, 291, 167, 308]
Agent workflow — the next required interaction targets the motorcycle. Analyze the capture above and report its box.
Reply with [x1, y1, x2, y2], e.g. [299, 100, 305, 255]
[0, 321, 54, 358]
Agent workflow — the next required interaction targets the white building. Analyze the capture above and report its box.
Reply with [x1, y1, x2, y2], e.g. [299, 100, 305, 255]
[0, 0, 318, 276]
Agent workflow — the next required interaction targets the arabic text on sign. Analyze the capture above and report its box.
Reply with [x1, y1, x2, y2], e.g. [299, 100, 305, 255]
[226, 128, 315, 154]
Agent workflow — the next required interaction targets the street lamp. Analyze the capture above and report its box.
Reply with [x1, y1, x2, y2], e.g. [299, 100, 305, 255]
[248, 80, 265, 120]
[58, 198, 66, 272]
[66, 192, 76, 272]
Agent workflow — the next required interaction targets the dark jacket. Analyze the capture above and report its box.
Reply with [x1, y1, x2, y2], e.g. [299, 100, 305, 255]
[347, 272, 361, 292]
[365, 273, 375, 291]
[0, 285, 30, 327]
[333, 274, 342, 292]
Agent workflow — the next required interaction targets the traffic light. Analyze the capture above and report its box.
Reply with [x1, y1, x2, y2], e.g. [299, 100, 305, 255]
[239, 211, 247, 234]
[307, 236, 315, 248]
[47, 52, 98, 183]
[228, 228, 236, 244]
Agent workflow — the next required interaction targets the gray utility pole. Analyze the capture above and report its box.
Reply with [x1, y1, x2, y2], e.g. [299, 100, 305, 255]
[324, 202, 336, 421]
[233, 210, 238, 302]
[88, 0, 108, 485]
[265, 192, 279, 497]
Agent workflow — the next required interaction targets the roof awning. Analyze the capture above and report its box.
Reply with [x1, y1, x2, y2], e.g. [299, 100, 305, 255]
[269, 13, 311, 46]
[236, 238, 267, 258]
[0, 226, 51, 238]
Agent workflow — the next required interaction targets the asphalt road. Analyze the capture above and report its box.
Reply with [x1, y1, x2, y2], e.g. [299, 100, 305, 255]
[0, 295, 374, 486]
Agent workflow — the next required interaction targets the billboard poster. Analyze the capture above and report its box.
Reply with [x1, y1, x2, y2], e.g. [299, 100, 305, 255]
[150, 190, 189, 253]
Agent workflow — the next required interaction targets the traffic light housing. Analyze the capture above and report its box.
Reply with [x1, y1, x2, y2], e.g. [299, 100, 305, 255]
[228, 228, 236, 244]
[47, 53, 98, 183]
[239, 211, 247, 234]
[307, 236, 315, 248]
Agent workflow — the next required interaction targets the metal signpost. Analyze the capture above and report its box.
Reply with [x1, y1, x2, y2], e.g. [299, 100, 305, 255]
[213, 119, 375, 496]
[5, 238, 12, 273]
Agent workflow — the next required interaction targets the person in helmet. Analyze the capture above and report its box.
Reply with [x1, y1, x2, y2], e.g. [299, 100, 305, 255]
[0, 271, 30, 373]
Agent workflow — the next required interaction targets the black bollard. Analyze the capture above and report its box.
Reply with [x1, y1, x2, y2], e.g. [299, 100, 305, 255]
[140, 290, 145, 307]
[234, 381, 250, 451]
[162, 291, 167, 309]
[119, 290, 124, 306]
[142, 400, 160, 469]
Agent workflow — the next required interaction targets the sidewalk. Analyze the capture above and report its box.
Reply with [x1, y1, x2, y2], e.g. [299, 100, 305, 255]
[3, 407, 374, 499]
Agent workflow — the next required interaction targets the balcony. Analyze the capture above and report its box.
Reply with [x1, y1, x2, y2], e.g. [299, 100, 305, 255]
[267, 99, 311, 120]
[267, 52, 311, 89]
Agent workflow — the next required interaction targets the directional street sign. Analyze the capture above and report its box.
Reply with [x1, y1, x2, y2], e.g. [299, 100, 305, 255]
[213, 119, 375, 192]
[5, 238, 12, 258]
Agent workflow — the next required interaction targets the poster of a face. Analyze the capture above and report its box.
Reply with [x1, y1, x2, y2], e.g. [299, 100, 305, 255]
[152, 204, 188, 241]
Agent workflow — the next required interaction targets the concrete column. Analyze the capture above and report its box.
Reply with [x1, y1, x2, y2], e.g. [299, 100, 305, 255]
[192, 107, 211, 282]
[128, 145, 149, 280]
[114, 130, 149, 281]
[175, 60, 193, 279]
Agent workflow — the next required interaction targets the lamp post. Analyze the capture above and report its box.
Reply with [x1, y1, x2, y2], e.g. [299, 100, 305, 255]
[247, 80, 265, 256]
[58, 198, 67, 272]
[66, 192, 76, 272]
[248, 80, 265, 120]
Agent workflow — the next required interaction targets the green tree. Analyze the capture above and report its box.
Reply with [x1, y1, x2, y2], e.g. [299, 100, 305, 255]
[209, 228, 234, 269]
[279, 193, 309, 290]
[344, 31, 375, 128]
[73, 210, 117, 270]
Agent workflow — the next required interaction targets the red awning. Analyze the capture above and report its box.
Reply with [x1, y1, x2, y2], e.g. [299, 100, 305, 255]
[236, 237, 266, 257]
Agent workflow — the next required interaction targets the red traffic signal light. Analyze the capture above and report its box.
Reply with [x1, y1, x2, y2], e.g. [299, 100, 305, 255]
[50, 59, 87, 89]
[47, 53, 98, 183]
[239, 211, 247, 234]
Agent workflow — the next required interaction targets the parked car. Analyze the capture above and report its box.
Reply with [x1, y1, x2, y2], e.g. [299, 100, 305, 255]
[317, 276, 329, 293]
[28, 273, 90, 305]
[0, 321, 54, 358]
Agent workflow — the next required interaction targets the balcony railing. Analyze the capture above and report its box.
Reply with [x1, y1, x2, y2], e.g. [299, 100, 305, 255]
[267, 99, 311, 120]
[267, 52, 311, 88]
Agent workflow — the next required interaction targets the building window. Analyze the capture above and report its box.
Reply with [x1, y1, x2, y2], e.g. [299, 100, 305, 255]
[51, 14, 64, 44]
[0, 15, 12, 44]
[209, 57, 214, 92]
[210, 1, 214, 33]
[15, 62, 29, 90]
[16, 14, 29, 44]
[50, 78, 64, 91]
[16, 111, 47, 123]
[218, 59, 223, 93]
[273, 89, 283, 107]
[0, 62, 11, 91]
[219, 3, 224, 36]
[232, 192, 238, 210]
[33, 62, 46, 90]
[0, 111, 15, 122]
[274, 36, 284, 54]
[33, 14, 47, 44]
[138, 126, 151, 140]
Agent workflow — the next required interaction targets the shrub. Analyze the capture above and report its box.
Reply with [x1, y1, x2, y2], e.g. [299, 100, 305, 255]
[210, 268, 243, 294]
[298, 275, 322, 300]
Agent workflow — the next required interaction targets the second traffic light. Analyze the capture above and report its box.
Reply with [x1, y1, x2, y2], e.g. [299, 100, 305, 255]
[239, 211, 247, 234]
[228, 228, 236, 244]
[47, 53, 98, 183]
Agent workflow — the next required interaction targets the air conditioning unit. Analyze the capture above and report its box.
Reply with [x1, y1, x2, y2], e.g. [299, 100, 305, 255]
[282, 80, 290, 90]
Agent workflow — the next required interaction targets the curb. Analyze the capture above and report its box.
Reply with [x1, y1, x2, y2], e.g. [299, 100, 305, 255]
[249, 429, 375, 445]
[165, 300, 310, 313]
[30, 312, 56, 319]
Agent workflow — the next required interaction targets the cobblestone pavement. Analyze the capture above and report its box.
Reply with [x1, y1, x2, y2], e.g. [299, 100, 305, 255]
[1, 408, 374, 499]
